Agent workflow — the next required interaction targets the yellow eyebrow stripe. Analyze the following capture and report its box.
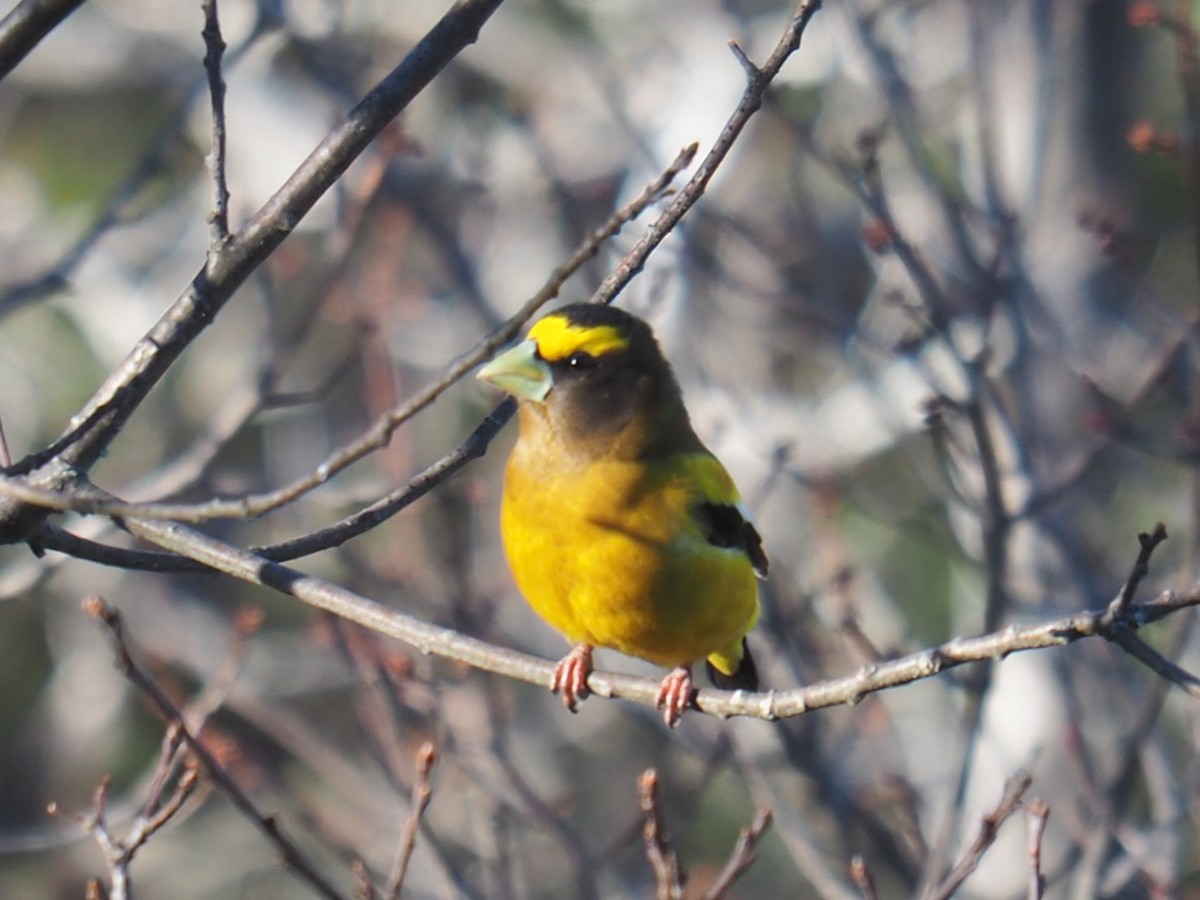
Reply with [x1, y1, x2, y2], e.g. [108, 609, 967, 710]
[527, 315, 628, 362]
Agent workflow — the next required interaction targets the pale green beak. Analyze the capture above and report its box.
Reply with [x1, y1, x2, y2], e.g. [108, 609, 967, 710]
[476, 339, 553, 403]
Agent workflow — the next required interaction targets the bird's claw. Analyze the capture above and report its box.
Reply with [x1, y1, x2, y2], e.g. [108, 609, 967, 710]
[655, 667, 696, 728]
[550, 644, 594, 713]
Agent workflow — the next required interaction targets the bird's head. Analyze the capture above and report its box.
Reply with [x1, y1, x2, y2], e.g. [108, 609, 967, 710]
[476, 304, 697, 459]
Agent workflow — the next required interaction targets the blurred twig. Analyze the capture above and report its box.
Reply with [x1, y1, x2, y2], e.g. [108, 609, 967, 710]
[1108, 523, 1169, 619]
[1026, 799, 1049, 900]
[703, 808, 773, 900]
[84, 595, 349, 900]
[924, 771, 1032, 900]
[591, 0, 823, 308]
[638, 769, 684, 900]
[384, 742, 436, 899]
[849, 855, 878, 900]
[201, 0, 231, 246]
[0, 0, 88, 81]
[47, 757, 199, 900]
[0, 6, 272, 322]
[0, 414, 10, 470]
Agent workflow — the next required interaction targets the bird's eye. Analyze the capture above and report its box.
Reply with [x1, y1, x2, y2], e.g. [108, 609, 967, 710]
[566, 352, 596, 370]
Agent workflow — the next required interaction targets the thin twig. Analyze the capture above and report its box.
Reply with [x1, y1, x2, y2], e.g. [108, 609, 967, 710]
[124, 764, 200, 859]
[47, 751, 198, 900]
[353, 861, 377, 900]
[1109, 631, 1200, 698]
[702, 808, 773, 899]
[924, 771, 1032, 900]
[139, 723, 188, 823]
[1107, 523, 1169, 620]
[1025, 799, 1049, 900]
[591, 0, 823, 308]
[638, 769, 684, 900]
[83, 595, 349, 900]
[0, 10, 271, 324]
[201, 0, 231, 246]
[926, 377, 1013, 900]
[385, 742, 437, 899]
[0, 413, 10, 469]
[849, 855, 879, 900]
[48, 778, 129, 900]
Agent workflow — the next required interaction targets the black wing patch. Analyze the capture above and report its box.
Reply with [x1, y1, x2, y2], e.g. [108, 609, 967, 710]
[697, 502, 769, 578]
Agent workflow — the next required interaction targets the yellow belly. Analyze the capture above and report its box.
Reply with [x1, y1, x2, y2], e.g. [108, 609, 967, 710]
[500, 452, 759, 668]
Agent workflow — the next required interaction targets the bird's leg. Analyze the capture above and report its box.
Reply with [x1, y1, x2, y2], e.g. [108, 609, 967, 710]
[550, 644, 594, 713]
[655, 666, 696, 728]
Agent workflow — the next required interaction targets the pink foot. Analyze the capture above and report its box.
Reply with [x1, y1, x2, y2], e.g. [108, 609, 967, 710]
[550, 645, 594, 713]
[655, 666, 695, 728]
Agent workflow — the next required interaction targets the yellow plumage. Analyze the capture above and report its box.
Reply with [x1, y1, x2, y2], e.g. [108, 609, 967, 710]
[503, 452, 757, 668]
[477, 303, 765, 726]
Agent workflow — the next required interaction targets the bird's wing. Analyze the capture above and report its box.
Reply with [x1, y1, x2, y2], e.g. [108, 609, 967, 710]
[680, 453, 769, 579]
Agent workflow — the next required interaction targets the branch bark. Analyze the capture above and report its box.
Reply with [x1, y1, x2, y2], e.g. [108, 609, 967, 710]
[117, 510, 1200, 723]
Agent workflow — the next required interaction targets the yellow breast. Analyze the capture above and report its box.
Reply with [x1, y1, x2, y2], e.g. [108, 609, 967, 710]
[500, 446, 759, 669]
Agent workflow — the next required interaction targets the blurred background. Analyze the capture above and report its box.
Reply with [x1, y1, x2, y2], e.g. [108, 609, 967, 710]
[1, 0, 1198, 897]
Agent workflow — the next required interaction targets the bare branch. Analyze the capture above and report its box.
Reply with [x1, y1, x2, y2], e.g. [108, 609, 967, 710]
[0, 0, 88, 81]
[124, 762, 199, 858]
[702, 808, 773, 899]
[201, 0, 231, 246]
[1109, 631, 1200, 698]
[84, 595, 349, 900]
[384, 742, 437, 899]
[48, 777, 135, 900]
[105, 507, 1200, 723]
[591, 0, 823, 308]
[638, 769, 684, 900]
[0, 413, 10, 469]
[925, 771, 1032, 900]
[1107, 523, 1169, 620]
[849, 855, 879, 900]
[46, 744, 198, 900]
[1025, 800, 1049, 900]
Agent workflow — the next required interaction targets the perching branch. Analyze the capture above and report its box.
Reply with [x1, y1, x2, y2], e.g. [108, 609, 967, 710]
[109, 508, 1200, 724]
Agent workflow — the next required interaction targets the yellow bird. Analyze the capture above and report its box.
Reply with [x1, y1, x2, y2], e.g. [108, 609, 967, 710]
[476, 303, 766, 727]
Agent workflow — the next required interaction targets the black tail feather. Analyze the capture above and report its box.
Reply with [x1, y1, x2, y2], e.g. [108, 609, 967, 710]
[706, 639, 759, 692]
